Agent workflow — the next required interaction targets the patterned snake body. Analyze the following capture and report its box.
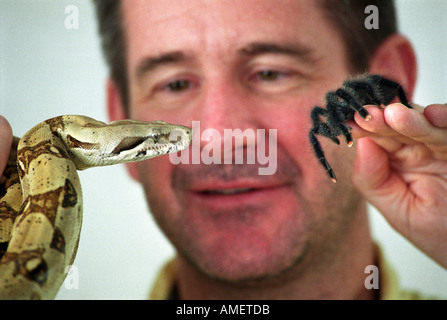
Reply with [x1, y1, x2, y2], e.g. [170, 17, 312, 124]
[0, 115, 192, 299]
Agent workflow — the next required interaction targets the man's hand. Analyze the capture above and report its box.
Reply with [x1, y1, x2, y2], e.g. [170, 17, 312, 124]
[350, 103, 447, 269]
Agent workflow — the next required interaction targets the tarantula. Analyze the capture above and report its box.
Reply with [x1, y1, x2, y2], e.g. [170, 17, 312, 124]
[309, 74, 412, 183]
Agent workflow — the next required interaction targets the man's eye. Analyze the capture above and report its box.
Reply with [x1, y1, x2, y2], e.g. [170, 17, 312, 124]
[256, 70, 283, 81]
[164, 80, 191, 92]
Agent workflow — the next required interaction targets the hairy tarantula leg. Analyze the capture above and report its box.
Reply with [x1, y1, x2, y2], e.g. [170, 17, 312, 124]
[309, 130, 337, 183]
[310, 106, 340, 144]
[339, 123, 354, 147]
[377, 77, 412, 108]
[343, 79, 382, 106]
[334, 88, 371, 120]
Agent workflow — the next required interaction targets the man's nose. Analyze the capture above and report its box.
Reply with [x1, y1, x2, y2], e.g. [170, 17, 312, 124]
[197, 80, 250, 133]
[192, 80, 255, 160]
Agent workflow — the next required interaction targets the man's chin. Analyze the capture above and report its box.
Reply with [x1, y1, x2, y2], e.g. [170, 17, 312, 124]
[176, 230, 309, 285]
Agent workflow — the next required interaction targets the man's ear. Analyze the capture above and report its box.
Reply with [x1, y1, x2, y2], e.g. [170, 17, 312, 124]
[106, 78, 141, 182]
[369, 33, 417, 101]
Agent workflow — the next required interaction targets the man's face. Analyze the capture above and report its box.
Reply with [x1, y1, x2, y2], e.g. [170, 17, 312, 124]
[120, 0, 364, 281]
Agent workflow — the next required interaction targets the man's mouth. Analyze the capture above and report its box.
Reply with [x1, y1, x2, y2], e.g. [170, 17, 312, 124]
[186, 183, 289, 210]
[201, 188, 255, 195]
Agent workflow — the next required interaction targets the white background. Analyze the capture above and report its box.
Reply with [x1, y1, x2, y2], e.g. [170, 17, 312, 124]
[1, 0, 446, 299]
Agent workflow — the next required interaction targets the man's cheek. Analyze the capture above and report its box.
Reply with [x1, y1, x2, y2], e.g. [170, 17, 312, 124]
[125, 162, 140, 182]
[133, 157, 174, 187]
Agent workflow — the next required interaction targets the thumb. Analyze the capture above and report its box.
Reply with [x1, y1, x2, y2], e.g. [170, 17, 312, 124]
[352, 137, 407, 225]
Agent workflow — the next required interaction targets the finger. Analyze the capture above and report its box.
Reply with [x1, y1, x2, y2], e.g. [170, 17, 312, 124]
[346, 119, 371, 139]
[367, 135, 405, 154]
[350, 126, 406, 153]
[353, 137, 390, 188]
[0, 115, 13, 175]
[384, 103, 447, 157]
[353, 105, 417, 146]
[409, 102, 425, 113]
[424, 103, 447, 128]
[354, 105, 392, 135]
[352, 137, 408, 225]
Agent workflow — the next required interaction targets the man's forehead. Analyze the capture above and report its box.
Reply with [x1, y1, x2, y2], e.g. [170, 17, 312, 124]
[121, 0, 327, 55]
[121, 0, 324, 33]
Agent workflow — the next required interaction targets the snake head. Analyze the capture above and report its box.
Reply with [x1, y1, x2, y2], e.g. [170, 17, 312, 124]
[61, 118, 192, 169]
[115, 122, 193, 160]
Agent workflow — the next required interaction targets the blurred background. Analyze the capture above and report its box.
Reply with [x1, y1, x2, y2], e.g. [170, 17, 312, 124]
[1, 0, 446, 299]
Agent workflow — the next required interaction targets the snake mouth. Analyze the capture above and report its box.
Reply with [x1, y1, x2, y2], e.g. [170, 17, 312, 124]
[109, 128, 191, 159]
[109, 123, 191, 156]
[112, 136, 148, 155]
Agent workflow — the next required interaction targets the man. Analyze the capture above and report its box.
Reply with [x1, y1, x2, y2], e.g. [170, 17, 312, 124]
[1, 0, 446, 299]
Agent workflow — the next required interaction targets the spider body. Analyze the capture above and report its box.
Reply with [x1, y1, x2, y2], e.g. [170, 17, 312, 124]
[309, 74, 412, 182]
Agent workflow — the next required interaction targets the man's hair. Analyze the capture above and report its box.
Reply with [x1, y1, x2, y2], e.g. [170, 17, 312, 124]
[92, 0, 128, 108]
[92, 0, 397, 112]
[317, 0, 397, 72]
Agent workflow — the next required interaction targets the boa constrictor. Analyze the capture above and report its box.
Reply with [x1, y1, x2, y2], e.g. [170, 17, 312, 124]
[0, 115, 192, 299]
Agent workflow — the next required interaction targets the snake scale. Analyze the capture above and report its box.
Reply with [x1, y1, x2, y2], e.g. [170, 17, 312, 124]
[0, 115, 192, 299]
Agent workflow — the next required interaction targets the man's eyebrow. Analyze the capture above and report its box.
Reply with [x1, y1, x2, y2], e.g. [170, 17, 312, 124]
[239, 42, 316, 63]
[135, 51, 188, 80]
[135, 43, 316, 80]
